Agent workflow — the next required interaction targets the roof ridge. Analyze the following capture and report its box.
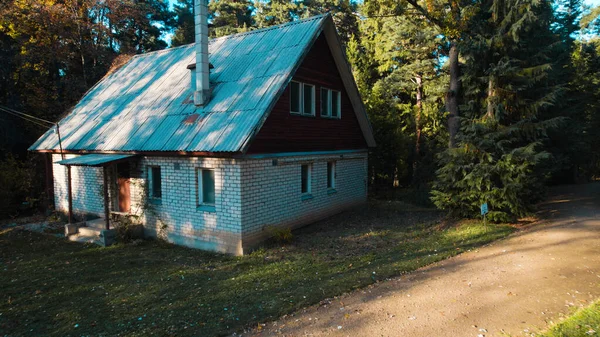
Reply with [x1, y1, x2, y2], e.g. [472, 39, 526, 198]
[131, 43, 194, 59]
[209, 13, 329, 42]
[132, 14, 329, 59]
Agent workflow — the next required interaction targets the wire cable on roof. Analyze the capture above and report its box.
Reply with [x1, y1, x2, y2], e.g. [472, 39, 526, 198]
[0, 107, 52, 129]
[0, 105, 55, 125]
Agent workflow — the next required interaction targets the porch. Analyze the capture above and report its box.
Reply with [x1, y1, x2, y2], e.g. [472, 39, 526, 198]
[55, 154, 138, 245]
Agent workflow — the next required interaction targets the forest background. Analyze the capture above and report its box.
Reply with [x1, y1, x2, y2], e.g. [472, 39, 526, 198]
[1, 0, 599, 221]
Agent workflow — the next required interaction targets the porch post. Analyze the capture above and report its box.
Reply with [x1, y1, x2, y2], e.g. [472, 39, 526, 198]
[67, 165, 73, 224]
[44, 153, 54, 211]
[103, 166, 110, 230]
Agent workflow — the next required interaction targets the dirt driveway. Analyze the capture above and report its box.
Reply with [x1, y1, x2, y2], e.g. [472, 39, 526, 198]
[252, 184, 600, 336]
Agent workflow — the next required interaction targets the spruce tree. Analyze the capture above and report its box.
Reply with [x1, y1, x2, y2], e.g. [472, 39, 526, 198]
[432, 0, 574, 221]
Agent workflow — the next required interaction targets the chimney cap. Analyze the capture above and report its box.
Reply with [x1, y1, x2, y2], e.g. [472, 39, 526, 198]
[187, 62, 214, 70]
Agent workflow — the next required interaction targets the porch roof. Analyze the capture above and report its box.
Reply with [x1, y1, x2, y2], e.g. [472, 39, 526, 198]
[54, 154, 135, 167]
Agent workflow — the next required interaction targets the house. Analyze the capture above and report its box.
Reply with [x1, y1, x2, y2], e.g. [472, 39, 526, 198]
[29, 6, 376, 255]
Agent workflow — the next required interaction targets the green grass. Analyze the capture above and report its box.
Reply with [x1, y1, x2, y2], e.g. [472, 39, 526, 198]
[0, 201, 515, 336]
[538, 301, 600, 337]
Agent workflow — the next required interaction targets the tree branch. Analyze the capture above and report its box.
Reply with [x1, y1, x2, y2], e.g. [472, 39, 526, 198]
[404, 0, 445, 28]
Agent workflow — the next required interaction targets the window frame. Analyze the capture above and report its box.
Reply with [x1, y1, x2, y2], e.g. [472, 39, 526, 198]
[320, 87, 341, 119]
[331, 90, 341, 118]
[290, 81, 302, 114]
[147, 165, 162, 201]
[327, 161, 336, 190]
[290, 81, 315, 116]
[196, 168, 216, 208]
[302, 83, 315, 116]
[301, 164, 312, 196]
[320, 88, 331, 117]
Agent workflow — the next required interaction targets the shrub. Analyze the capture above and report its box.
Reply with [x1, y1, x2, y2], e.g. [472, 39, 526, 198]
[431, 121, 550, 222]
[112, 213, 143, 243]
[265, 225, 293, 244]
[0, 154, 36, 219]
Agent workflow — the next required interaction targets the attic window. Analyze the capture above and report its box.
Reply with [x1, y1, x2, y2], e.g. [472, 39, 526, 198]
[290, 81, 315, 116]
[321, 88, 341, 119]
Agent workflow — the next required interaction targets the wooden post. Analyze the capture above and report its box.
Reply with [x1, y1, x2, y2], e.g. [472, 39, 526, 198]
[67, 165, 73, 224]
[44, 153, 54, 211]
[103, 166, 110, 230]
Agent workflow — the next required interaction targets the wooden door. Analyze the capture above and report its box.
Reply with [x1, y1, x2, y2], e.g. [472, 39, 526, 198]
[116, 163, 131, 213]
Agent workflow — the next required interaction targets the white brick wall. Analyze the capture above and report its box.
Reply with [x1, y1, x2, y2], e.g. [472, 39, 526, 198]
[239, 151, 368, 247]
[52, 154, 105, 218]
[51, 151, 368, 254]
[130, 156, 243, 254]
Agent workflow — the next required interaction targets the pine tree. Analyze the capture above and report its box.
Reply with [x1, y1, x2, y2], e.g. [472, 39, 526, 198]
[210, 0, 254, 37]
[348, 1, 448, 189]
[172, 0, 195, 46]
[432, 0, 576, 221]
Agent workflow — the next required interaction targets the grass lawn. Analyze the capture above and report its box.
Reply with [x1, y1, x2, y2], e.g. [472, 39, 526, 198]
[538, 300, 600, 337]
[0, 201, 516, 336]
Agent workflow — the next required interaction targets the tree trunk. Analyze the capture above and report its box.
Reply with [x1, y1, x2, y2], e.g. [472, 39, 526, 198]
[446, 42, 460, 148]
[413, 74, 423, 183]
[486, 76, 495, 120]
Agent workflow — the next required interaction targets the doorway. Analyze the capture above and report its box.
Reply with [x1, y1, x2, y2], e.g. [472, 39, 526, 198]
[114, 162, 131, 213]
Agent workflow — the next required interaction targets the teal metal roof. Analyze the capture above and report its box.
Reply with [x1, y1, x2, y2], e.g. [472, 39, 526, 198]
[30, 15, 328, 153]
[55, 154, 136, 167]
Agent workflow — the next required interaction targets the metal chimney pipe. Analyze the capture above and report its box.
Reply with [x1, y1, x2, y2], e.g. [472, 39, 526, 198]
[194, 0, 210, 106]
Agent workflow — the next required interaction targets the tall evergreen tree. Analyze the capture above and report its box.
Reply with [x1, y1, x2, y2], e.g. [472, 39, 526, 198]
[172, 0, 195, 46]
[349, 1, 448, 189]
[432, 0, 576, 221]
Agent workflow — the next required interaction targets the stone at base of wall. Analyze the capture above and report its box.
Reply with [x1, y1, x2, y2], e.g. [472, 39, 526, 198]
[64, 221, 86, 237]
[240, 199, 367, 254]
[143, 227, 243, 255]
[100, 229, 116, 247]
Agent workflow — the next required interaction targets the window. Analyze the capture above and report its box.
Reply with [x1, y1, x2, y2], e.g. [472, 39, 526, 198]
[290, 81, 315, 116]
[196, 168, 216, 206]
[148, 166, 162, 199]
[327, 161, 336, 189]
[321, 88, 341, 118]
[303, 83, 315, 115]
[290, 81, 301, 113]
[301, 164, 312, 194]
[331, 91, 340, 118]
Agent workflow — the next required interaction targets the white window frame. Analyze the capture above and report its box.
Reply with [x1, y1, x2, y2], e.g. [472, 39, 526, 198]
[301, 164, 312, 195]
[320, 87, 341, 119]
[147, 165, 162, 200]
[290, 81, 315, 116]
[290, 81, 302, 114]
[327, 161, 336, 189]
[196, 168, 216, 207]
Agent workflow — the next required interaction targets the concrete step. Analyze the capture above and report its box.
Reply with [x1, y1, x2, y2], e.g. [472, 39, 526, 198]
[68, 233, 102, 245]
[86, 218, 110, 230]
[77, 226, 102, 237]
[66, 219, 116, 247]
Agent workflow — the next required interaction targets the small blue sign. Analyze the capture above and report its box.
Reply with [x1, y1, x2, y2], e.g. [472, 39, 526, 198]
[481, 203, 489, 216]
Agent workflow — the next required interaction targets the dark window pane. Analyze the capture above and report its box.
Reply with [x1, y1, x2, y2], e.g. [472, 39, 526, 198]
[332, 91, 340, 118]
[301, 165, 308, 193]
[290, 82, 300, 113]
[303, 84, 314, 115]
[321, 88, 329, 116]
[327, 162, 333, 188]
[202, 169, 215, 204]
[152, 167, 162, 198]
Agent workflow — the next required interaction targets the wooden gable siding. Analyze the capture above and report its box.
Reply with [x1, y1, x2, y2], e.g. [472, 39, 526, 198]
[247, 34, 368, 154]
